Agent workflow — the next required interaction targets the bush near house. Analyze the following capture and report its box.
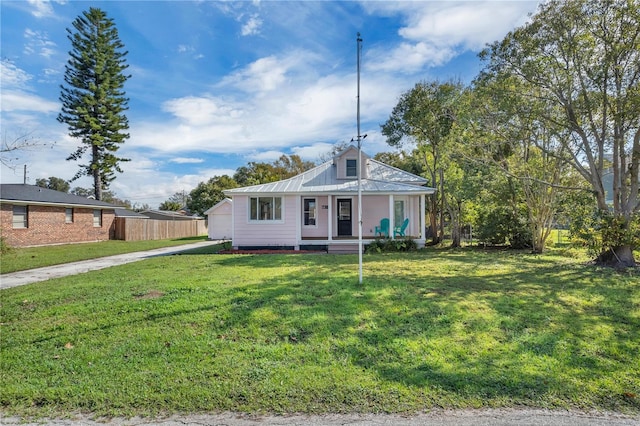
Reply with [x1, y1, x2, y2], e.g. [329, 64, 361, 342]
[366, 237, 418, 253]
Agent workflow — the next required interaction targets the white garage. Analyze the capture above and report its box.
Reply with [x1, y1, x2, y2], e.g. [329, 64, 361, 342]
[204, 198, 232, 240]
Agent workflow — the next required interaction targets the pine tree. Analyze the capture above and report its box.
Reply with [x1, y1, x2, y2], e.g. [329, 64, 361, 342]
[58, 7, 130, 201]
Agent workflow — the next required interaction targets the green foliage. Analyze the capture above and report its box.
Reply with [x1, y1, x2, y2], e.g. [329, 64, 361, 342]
[35, 177, 70, 193]
[233, 154, 315, 187]
[160, 192, 189, 211]
[187, 175, 238, 217]
[479, 0, 639, 264]
[365, 238, 418, 253]
[381, 80, 465, 245]
[1, 249, 638, 417]
[0, 235, 11, 255]
[475, 204, 532, 249]
[69, 186, 131, 208]
[570, 209, 640, 260]
[58, 7, 131, 200]
[159, 200, 182, 211]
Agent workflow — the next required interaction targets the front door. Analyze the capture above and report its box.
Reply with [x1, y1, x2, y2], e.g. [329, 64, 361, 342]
[337, 199, 352, 236]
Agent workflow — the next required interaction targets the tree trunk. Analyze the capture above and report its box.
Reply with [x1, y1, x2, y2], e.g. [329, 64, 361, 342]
[447, 199, 462, 248]
[92, 144, 102, 200]
[596, 245, 636, 268]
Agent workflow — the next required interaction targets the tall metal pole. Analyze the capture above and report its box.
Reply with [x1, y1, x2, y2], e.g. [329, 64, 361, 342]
[356, 33, 363, 284]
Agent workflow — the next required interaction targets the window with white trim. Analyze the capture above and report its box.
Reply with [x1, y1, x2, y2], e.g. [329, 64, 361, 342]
[346, 159, 357, 177]
[65, 208, 74, 224]
[394, 200, 405, 226]
[93, 209, 102, 227]
[303, 198, 316, 226]
[12, 205, 28, 229]
[250, 197, 282, 221]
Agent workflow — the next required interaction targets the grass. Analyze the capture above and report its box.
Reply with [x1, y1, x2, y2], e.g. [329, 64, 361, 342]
[1, 246, 638, 418]
[0, 236, 209, 274]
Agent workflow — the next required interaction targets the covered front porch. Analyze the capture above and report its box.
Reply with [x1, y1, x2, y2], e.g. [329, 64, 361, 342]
[295, 193, 426, 250]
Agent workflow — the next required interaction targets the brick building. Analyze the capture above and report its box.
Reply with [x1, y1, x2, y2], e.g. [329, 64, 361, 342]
[0, 184, 117, 248]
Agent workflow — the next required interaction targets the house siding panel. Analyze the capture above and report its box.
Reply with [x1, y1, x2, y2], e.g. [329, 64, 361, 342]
[301, 196, 329, 238]
[0, 204, 115, 247]
[362, 196, 390, 235]
[232, 195, 297, 248]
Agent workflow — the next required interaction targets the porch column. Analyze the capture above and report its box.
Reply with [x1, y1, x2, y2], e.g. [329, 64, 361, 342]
[388, 194, 394, 239]
[328, 195, 333, 241]
[295, 196, 301, 250]
[419, 193, 426, 247]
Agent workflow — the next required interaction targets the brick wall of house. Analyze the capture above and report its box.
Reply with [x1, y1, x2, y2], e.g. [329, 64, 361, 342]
[0, 204, 115, 248]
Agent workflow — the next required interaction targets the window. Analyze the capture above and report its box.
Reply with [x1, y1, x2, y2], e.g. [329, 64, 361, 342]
[12, 205, 28, 229]
[93, 209, 102, 227]
[394, 200, 405, 226]
[65, 208, 74, 224]
[346, 159, 357, 177]
[303, 198, 316, 226]
[250, 197, 282, 221]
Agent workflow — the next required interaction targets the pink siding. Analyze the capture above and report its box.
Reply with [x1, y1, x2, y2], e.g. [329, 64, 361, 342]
[301, 196, 328, 238]
[232, 195, 298, 247]
[231, 193, 423, 248]
[361, 195, 389, 236]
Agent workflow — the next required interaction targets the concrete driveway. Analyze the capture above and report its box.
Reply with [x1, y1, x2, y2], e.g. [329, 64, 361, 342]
[0, 240, 221, 290]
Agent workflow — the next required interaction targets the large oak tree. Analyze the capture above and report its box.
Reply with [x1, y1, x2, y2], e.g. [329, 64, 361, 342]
[480, 0, 639, 267]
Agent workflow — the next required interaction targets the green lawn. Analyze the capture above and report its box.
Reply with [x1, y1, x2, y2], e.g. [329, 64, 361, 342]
[0, 236, 209, 274]
[1, 247, 638, 417]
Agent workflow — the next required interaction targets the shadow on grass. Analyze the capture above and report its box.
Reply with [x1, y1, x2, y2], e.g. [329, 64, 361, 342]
[212, 251, 639, 410]
[3, 249, 638, 414]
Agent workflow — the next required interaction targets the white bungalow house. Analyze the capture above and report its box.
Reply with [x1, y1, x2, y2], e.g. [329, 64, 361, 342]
[223, 146, 435, 253]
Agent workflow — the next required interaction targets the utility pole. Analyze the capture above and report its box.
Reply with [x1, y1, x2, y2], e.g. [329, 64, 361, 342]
[356, 33, 364, 285]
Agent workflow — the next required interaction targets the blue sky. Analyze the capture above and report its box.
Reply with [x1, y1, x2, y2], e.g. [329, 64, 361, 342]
[1, 0, 540, 207]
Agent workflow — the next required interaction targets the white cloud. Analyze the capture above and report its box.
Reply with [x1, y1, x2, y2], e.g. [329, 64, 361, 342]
[221, 55, 290, 93]
[27, 0, 55, 18]
[368, 42, 455, 74]
[291, 143, 335, 162]
[161, 96, 243, 127]
[241, 14, 262, 36]
[170, 157, 205, 164]
[23, 28, 57, 58]
[130, 68, 403, 158]
[0, 60, 33, 89]
[1, 91, 59, 113]
[362, 1, 539, 73]
[398, 2, 537, 50]
[247, 150, 284, 162]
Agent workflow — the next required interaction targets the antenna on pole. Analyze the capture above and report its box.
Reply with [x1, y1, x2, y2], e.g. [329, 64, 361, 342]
[356, 33, 363, 285]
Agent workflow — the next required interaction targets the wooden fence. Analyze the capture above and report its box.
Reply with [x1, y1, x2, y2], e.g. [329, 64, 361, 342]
[113, 218, 207, 241]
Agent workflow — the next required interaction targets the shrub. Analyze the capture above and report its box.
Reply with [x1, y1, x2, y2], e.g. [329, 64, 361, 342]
[0, 235, 11, 255]
[366, 237, 418, 253]
[475, 205, 532, 249]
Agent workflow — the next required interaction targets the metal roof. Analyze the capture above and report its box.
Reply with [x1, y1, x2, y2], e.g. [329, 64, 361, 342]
[0, 184, 118, 209]
[224, 153, 435, 196]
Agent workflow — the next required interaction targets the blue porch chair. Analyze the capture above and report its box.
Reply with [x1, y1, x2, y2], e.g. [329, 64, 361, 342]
[394, 218, 409, 237]
[374, 218, 390, 237]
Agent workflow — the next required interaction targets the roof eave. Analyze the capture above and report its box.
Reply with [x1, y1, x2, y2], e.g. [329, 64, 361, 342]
[0, 199, 117, 209]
